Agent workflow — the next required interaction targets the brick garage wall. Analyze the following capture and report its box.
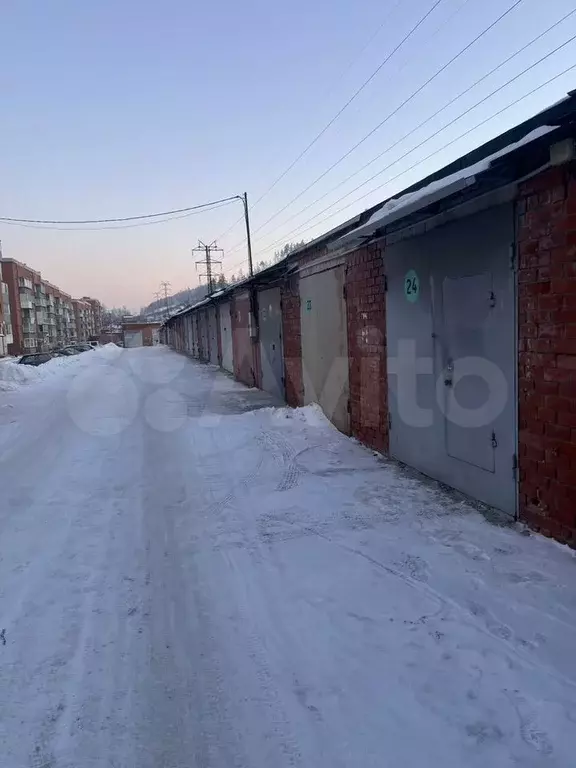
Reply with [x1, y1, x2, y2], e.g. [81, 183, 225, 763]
[281, 274, 303, 407]
[345, 243, 388, 452]
[517, 162, 576, 546]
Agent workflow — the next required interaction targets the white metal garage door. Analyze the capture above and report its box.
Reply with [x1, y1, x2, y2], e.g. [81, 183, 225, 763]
[300, 264, 349, 433]
[124, 330, 143, 348]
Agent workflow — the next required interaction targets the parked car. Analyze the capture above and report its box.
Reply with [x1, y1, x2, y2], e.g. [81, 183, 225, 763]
[18, 353, 53, 366]
[73, 343, 95, 353]
[88, 341, 99, 349]
[55, 346, 80, 357]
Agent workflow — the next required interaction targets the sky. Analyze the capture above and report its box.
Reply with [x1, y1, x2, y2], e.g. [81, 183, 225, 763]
[1, 0, 575, 310]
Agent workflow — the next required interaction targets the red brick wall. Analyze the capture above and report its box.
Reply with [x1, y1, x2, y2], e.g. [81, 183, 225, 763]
[517, 162, 576, 546]
[345, 244, 388, 452]
[281, 275, 303, 407]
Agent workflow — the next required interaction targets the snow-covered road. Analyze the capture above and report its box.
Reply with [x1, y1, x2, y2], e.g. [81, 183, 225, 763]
[0, 346, 575, 767]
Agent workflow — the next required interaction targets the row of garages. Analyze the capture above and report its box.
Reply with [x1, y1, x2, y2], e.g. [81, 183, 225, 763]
[166, 284, 286, 402]
[163, 92, 576, 547]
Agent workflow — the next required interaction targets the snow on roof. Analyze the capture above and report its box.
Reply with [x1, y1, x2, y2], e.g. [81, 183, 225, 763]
[366, 125, 557, 229]
[336, 125, 558, 248]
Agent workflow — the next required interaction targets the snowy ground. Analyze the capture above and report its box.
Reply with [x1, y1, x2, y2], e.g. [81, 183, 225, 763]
[0, 346, 574, 768]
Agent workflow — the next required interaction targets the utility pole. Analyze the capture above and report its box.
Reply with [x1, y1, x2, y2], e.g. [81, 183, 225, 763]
[241, 192, 254, 278]
[193, 240, 223, 295]
[159, 281, 172, 320]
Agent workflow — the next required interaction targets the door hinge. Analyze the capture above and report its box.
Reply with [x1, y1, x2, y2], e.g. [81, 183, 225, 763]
[388, 413, 392, 431]
[510, 244, 517, 272]
[383, 275, 388, 292]
[489, 291, 496, 308]
[347, 398, 351, 414]
[343, 285, 347, 301]
[512, 453, 518, 479]
[491, 431, 498, 449]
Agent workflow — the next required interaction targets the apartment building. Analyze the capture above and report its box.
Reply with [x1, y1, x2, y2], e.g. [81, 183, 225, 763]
[72, 299, 94, 342]
[1, 258, 100, 355]
[81, 297, 103, 337]
[0, 262, 13, 357]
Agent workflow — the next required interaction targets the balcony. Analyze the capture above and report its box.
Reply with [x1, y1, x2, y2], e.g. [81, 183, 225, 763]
[20, 295, 35, 310]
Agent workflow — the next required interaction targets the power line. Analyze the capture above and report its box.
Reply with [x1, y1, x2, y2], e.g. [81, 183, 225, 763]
[0, 199, 237, 231]
[0, 195, 240, 225]
[239, 0, 525, 251]
[212, 0, 447, 245]
[254, 61, 576, 259]
[247, 9, 576, 252]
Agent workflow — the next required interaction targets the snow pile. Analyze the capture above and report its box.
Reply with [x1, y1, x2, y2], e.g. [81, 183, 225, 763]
[0, 361, 44, 391]
[269, 402, 334, 428]
[0, 345, 121, 392]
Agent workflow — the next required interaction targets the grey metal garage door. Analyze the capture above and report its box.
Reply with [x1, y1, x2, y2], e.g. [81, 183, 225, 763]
[300, 265, 349, 433]
[124, 330, 143, 348]
[385, 203, 516, 515]
[208, 306, 219, 364]
[198, 310, 209, 362]
[258, 287, 284, 400]
[219, 302, 233, 373]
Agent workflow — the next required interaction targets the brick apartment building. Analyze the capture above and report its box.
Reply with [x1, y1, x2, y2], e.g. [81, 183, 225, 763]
[81, 297, 103, 339]
[1, 258, 103, 355]
[72, 299, 94, 342]
[0, 262, 13, 357]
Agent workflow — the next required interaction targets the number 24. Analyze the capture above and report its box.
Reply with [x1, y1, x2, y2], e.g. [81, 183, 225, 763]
[406, 276, 418, 294]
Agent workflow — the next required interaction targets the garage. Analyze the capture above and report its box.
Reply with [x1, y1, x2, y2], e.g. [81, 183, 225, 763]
[124, 330, 143, 348]
[198, 309, 209, 362]
[300, 261, 349, 433]
[232, 291, 254, 386]
[385, 204, 516, 515]
[207, 306, 219, 365]
[219, 302, 233, 374]
[258, 286, 284, 400]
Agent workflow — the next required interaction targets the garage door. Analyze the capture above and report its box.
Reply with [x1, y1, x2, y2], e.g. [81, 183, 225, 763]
[124, 330, 143, 348]
[219, 302, 233, 373]
[258, 287, 284, 400]
[198, 310, 209, 361]
[300, 265, 349, 433]
[208, 306, 219, 364]
[386, 204, 516, 515]
[233, 292, 254, 387]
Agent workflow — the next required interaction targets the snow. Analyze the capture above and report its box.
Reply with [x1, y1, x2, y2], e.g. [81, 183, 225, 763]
[0, 343, 121, 391]
[362, 125, 558, 230]
[0, 346, 574, 767]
